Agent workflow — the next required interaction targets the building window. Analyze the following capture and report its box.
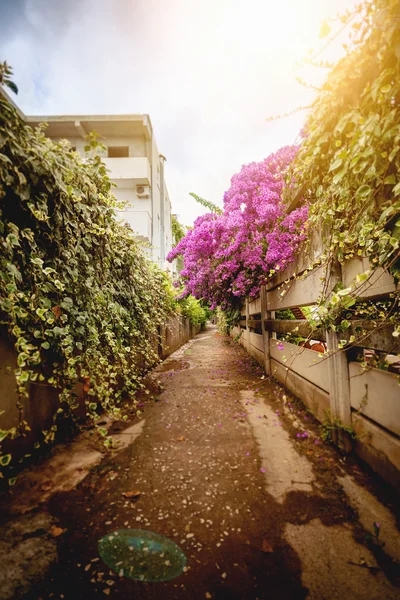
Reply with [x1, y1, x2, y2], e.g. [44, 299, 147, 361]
[107, 146, 129, 158]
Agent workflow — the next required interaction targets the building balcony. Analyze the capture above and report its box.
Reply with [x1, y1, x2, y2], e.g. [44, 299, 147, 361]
[103, 157, 151, 185]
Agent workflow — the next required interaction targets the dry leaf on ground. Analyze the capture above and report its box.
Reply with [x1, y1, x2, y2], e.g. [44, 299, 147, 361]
[50, 525, 65, 537]
[122, 490, 141, 498]
[261, 539, 273, 553]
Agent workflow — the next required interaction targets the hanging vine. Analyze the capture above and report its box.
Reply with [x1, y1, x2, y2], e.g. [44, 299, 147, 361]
[282, 0, 400, 347]
[0, 77, 180, 478]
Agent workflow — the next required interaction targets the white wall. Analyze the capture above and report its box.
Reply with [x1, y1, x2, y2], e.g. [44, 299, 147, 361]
[113, 187, 152, 241]
[45, 127, 173, 270]
[163, 186, 173, 272]
[150, 137, 162, 267]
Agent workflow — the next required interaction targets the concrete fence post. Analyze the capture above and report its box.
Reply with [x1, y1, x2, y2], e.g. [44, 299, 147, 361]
[260, 285, 271, 375]
[326, 260, 352, 451]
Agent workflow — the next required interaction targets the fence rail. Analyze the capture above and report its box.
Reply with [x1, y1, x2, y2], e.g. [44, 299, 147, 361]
[231, 253, 400, 493]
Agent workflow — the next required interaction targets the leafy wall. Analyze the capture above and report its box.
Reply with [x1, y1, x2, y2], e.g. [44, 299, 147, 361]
[289, 0, 400, 278]
[0, 89, 178, 474]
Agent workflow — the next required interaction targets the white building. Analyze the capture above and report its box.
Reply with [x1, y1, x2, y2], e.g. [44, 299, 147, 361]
[25, 113, 173, 270]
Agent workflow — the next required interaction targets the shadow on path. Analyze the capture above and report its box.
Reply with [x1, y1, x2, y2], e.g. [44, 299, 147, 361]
[11, 325, 400, 599]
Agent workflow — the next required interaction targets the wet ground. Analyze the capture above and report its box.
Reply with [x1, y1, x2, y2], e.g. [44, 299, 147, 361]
[1, 326, 400, 599]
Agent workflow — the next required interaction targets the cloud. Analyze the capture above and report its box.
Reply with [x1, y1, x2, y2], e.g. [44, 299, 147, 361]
[0, 0, 357, 225]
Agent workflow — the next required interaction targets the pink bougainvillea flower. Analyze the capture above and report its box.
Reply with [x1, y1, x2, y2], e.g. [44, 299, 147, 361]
[167, 146, 308, 309]
[260, 467, 266, 473]
[277, 342, 285, 351]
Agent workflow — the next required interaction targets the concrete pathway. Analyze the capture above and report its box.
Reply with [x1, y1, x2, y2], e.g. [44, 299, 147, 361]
[2, 326, 400, 599]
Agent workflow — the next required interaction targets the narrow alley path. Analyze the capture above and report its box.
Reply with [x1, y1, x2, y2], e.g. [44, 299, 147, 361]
[13, 326, 400, 599]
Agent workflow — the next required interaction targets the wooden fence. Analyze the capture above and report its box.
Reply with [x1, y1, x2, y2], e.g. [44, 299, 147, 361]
[231, 238, 400, 492]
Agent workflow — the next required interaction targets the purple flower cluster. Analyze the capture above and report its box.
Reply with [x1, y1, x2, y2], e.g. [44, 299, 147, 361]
[167, 146, 308, 308]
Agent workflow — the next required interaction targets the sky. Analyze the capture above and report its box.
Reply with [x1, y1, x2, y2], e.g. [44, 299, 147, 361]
[0, 0, 358, 226]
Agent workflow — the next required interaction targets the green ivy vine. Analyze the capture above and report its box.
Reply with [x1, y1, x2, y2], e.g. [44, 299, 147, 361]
[0, 78, 185, 478]
[285, 0, 400, 349]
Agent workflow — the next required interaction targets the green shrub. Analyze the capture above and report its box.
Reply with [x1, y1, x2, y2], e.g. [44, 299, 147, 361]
[178, 294, 207, 327]
[0, 80, 177, 469]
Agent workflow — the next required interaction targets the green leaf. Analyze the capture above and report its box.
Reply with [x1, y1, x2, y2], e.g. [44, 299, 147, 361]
[0, 430, 9, 442]
[36, 308, 47, 320]
[337, 287, 352, 296]
[60, 297, 73, 310]
[0, 454, 12, 466]
[189, 192, 222, 215]
[384, 174, 396, 185]
[54, 279, 65, 290]
[17, 352, 28, 367]
[5, 80, 18, 95]
[31, 257, 44, 266]
[17, 171, 27, 185]
[329, 158, 343, 172]
[342, 297, 356, 309]
[379, 205, 395, 223]
[353, 161, 367, 174]
[6, 233, 19, 246]
[356, 271, 369, 283]
[356, 184, 372, 197]
[392, 182, 400, 197]
[6, 263, 22, 281]
[319, 20, 331, 38]
[333, 169, 347, 185]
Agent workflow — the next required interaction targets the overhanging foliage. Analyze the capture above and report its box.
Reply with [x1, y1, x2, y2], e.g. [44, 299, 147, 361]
[0, 86, 177, 475]
[289, 0, 400, 277]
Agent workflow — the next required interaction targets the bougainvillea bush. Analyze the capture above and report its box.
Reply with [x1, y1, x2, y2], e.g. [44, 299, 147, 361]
[168, 146, 308, 308]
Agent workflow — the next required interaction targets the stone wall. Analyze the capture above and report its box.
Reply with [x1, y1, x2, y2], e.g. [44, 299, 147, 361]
[0, 315, 201, 460]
